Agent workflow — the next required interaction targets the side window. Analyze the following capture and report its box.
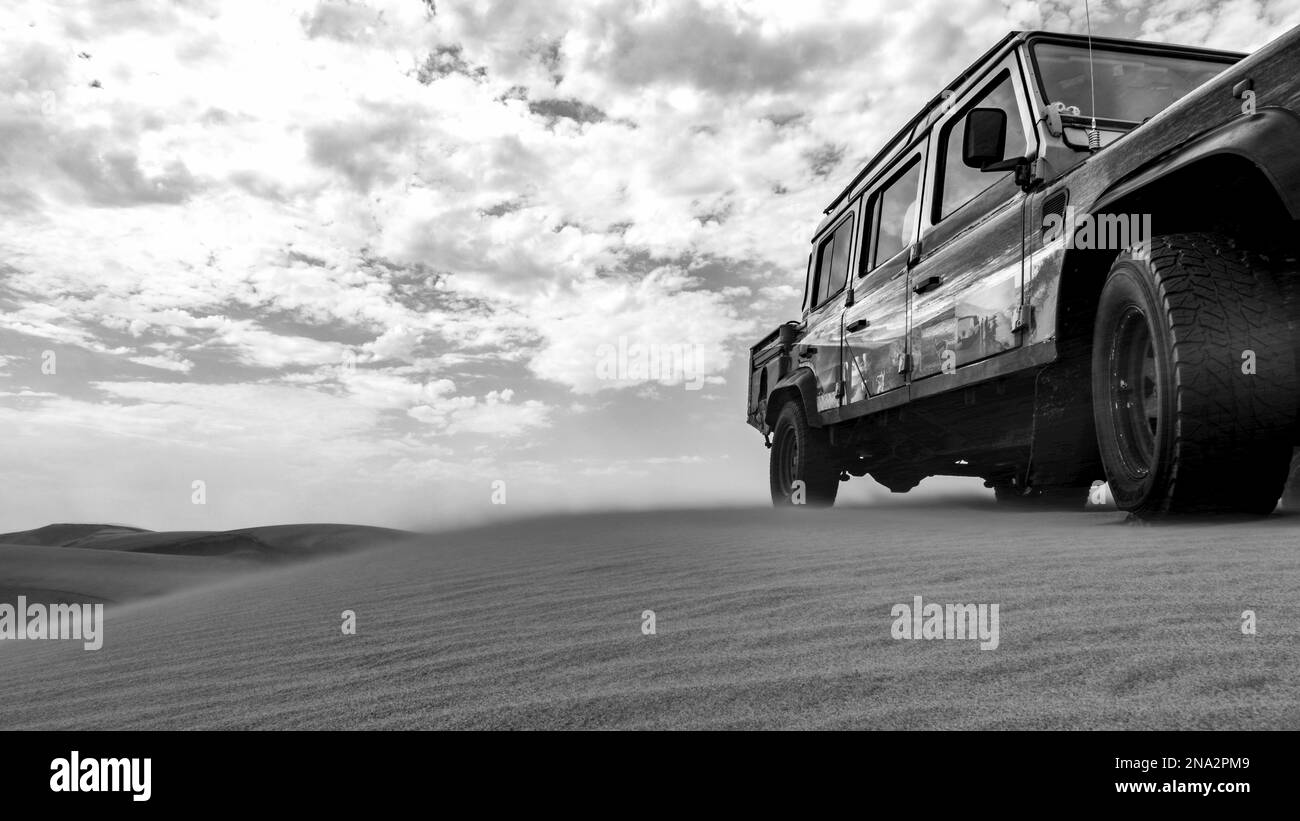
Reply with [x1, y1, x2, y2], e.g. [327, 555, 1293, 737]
[870, 158, 922, 269]
[811, 214, 854, 307]
[936, 71, 1027, 220]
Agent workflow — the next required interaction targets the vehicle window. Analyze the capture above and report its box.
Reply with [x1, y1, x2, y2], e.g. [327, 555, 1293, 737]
[872, 158, 921, 267]
[813, 215, 854, 306]
[936, 71, 1027, 220]
[1032, 43, 1235, 124]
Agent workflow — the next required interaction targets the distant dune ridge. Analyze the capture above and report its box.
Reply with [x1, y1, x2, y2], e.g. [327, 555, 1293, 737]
[0, 522, 415, 606]
[0, 522, 413, 557]
[0, 504, 1297, 730]
[0, 523, 151, 547]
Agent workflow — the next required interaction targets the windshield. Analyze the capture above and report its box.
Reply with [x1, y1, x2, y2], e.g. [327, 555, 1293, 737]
[1031, 42, 1237, 124]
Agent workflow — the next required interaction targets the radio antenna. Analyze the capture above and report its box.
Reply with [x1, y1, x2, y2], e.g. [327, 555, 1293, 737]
[1084, 0, 1100, 150]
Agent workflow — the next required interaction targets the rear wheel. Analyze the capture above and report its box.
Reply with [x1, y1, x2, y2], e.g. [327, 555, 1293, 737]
[1091, 233, 1297, 518]
[769, 400, 840, 507]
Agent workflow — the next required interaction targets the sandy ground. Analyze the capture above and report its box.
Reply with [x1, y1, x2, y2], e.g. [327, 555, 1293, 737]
[1, 500, 1297, 730]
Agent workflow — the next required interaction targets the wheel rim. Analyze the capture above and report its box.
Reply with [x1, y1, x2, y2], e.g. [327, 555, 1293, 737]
[1109, 306, 1160, 478]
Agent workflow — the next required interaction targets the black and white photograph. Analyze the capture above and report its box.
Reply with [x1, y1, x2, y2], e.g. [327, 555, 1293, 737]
[2, 0, 1298, 801]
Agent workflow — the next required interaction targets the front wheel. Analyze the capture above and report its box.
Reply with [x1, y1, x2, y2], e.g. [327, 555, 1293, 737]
[769, 400, 840, 507]
[1091, 233, 1297, 518]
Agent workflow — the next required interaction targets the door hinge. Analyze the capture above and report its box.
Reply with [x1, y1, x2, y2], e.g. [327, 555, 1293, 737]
[1012, 305, 1034, 334]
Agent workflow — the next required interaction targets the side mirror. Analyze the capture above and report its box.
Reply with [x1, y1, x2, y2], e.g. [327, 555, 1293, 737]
[962, 108, 1008, 170]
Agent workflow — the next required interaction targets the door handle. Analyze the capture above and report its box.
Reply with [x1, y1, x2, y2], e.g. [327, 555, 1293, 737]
[913, 275, 943, 295]
[845, 318, 869, 334]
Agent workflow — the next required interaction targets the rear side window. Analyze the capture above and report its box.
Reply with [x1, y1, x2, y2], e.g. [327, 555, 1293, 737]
[936, 71, 1027, 220]
[812, 214, 854, 307]
[871, 158, 922, 268]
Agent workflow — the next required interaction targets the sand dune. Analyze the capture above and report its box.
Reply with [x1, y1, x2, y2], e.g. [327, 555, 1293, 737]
[1, 502, 1296, 730]
[0, 543, 244, 605]
[0, 523, 151, 547]
[0, 523, 416, 607]
[0, 522, 413, 558]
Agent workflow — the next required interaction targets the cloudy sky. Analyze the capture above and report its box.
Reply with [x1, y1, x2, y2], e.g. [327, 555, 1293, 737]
[1, 0, 1296, 532]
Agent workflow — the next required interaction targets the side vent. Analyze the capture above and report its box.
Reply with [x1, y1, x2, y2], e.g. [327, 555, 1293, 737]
[1041, 188, 1070, 249]
[1042, 188, 1069, 234]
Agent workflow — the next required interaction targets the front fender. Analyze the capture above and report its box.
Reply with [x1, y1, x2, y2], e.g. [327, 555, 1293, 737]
[1094, 107, 1300, 219]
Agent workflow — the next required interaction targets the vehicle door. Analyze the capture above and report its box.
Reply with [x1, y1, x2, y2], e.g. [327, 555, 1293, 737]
[841, 146, 927, 408]
[799, 207, 856, 415]
[907, 53, 1039, 384]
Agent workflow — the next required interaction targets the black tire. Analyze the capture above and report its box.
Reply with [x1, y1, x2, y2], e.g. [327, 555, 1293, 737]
[769, 400, 840, 507]
[1091, 233, 1298, 518]
[993, 484, 1088, 510]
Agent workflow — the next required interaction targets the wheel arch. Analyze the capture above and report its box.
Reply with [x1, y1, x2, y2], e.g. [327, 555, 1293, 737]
[1036, 141, 1300, 489]
[1055, 145, 1299, 365]
[764, 367, 823, 430]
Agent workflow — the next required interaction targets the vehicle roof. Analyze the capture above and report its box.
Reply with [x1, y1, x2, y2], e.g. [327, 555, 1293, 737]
[813, 30, 1248, 237]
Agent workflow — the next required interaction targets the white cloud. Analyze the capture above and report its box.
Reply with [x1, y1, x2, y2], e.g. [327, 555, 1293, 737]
[128, 353, 195, 373]
[409, 387, 552, 436]
[205, 319, 348, 369]
[526, 264, 753, 393]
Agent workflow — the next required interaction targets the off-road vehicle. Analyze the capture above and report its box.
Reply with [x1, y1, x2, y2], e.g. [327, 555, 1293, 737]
[746, 28, 1300, 518]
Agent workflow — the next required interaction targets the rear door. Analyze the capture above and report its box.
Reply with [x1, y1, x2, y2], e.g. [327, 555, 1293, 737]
[841, 146, 926, 408]
[801, 207, 856, 414]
